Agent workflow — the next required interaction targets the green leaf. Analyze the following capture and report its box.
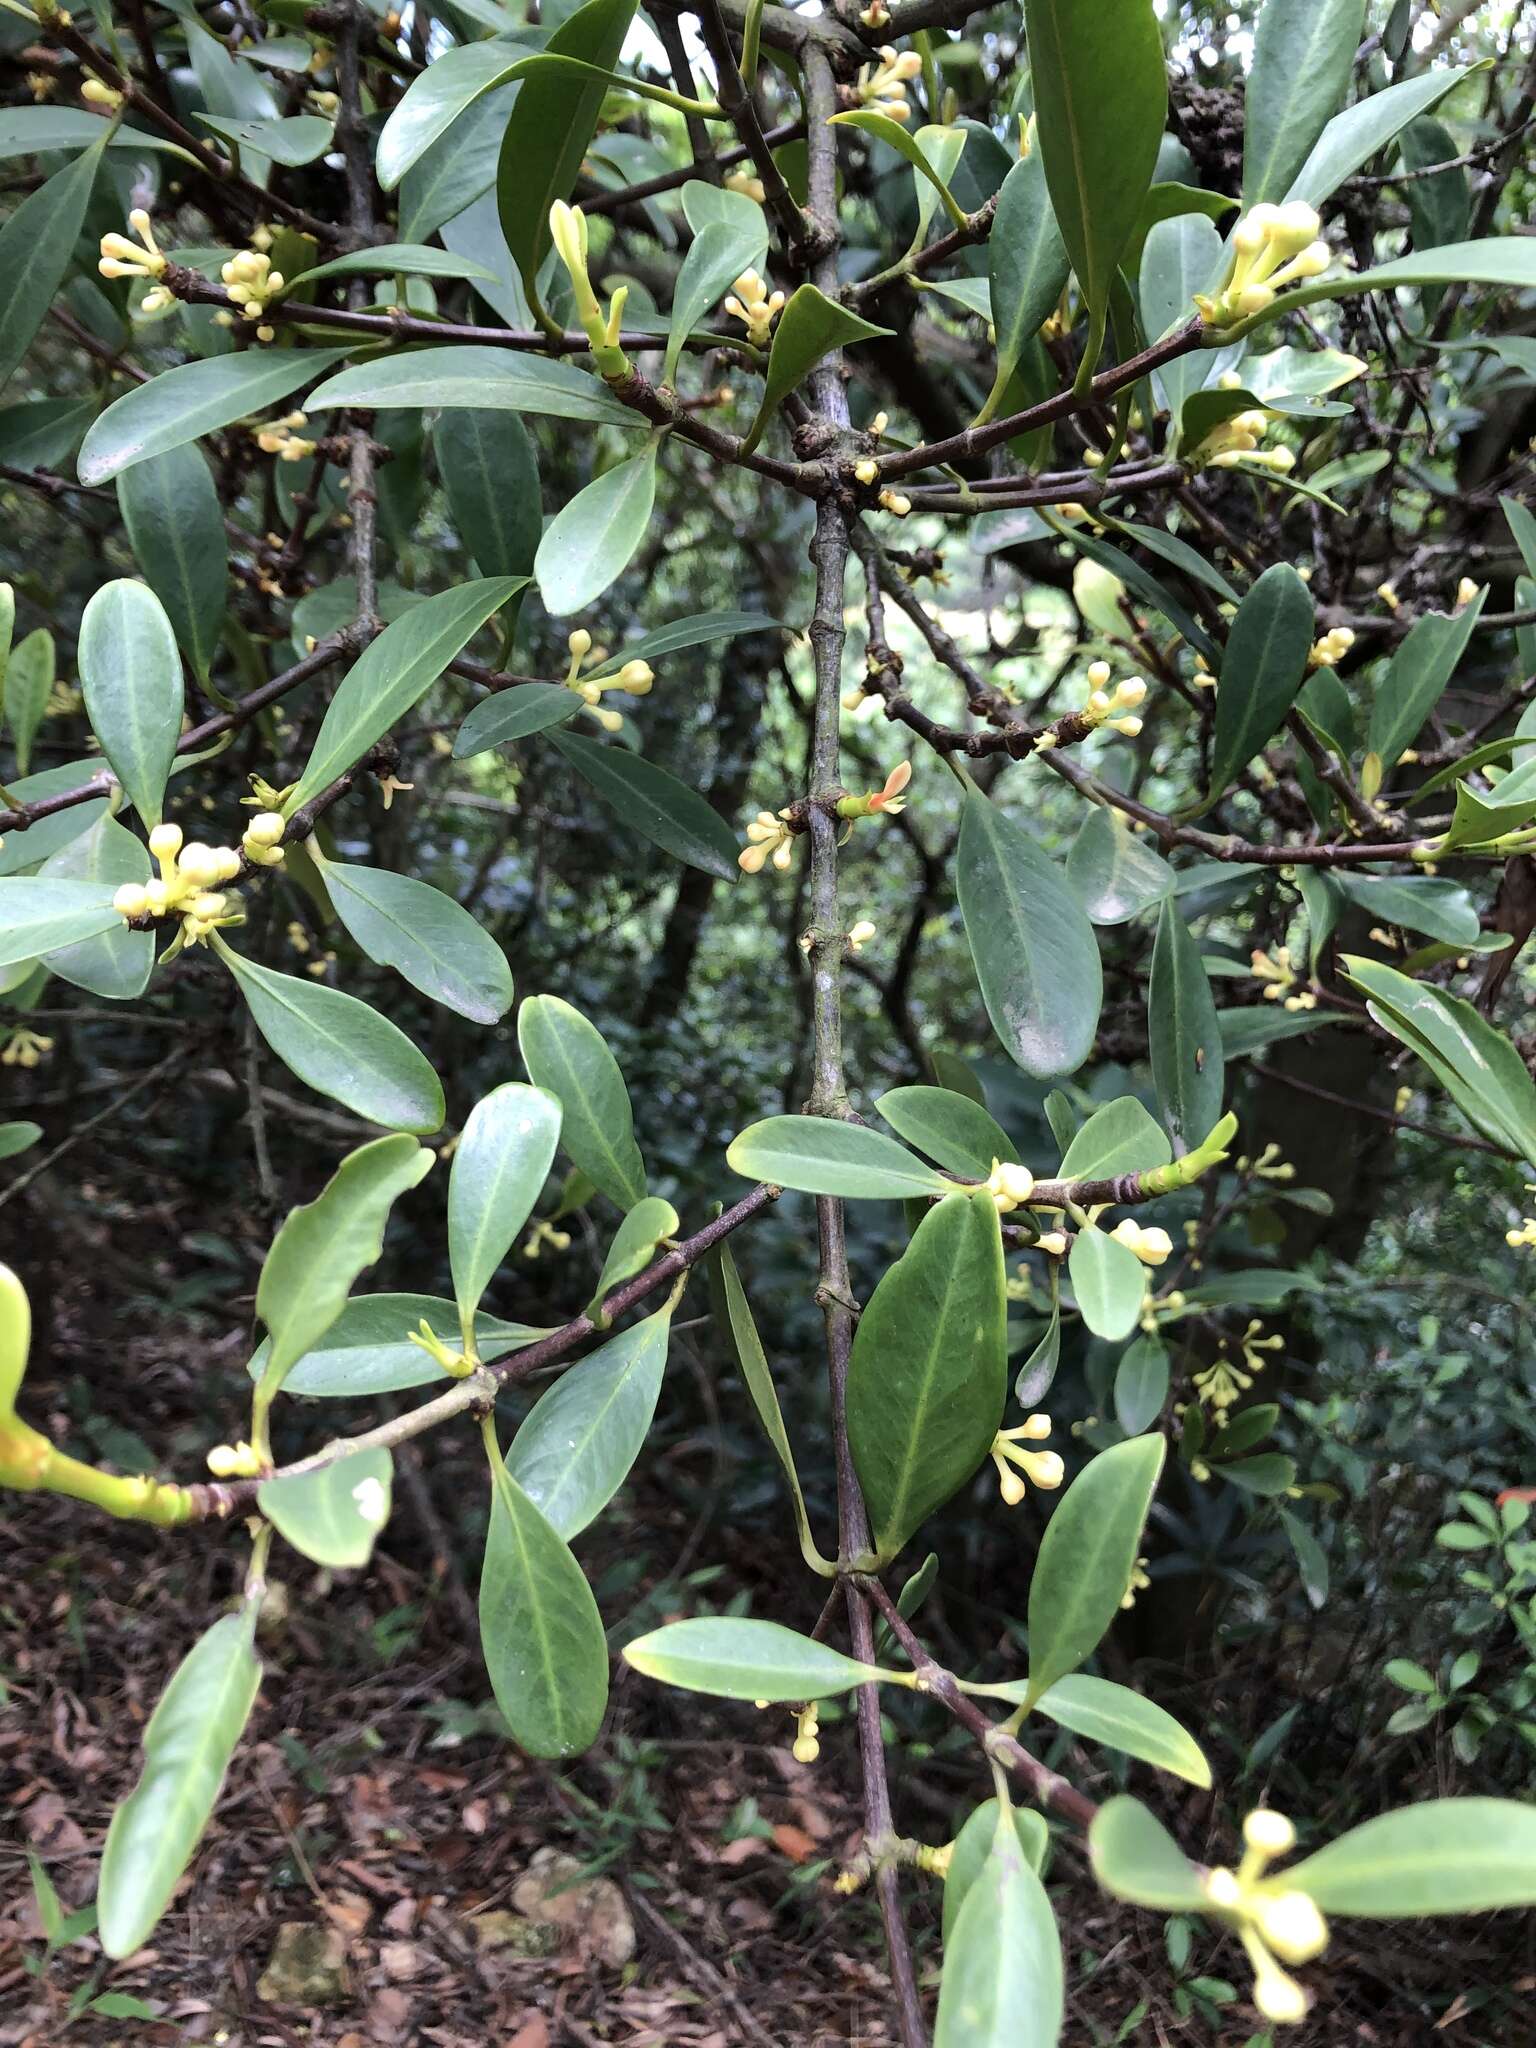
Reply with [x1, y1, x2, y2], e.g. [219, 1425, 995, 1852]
[957, 789, 1102, 1081]
[255, 1135, 433, 1398]
[377, 39, 531, 189]
[0, 142, 102, 397]
[1024, 0, 1165, 333]
[319, 858, 514, 1024]
[1139, 214, 1225, 417]
[1285, 65, 1472, 209]
[304, 346, 641, 431]
[1216, 1451, 1297, 1496]
[547, 726, 741, 880]
[1243, 0, 1366, 206]
[935, 1806, 1063, 2048]
[1281, 1507, 1329, 1606]
[196, 111, 334, 164]
[1287, 1799, 1536, 1916]
[1026, 1434, 1165, 1702]
[1206, 563, 1315, 801]
[830, 110, 968, 229]
[507, 1302, 671, 1538]
[1068, 1225, 1146, 1342]
[942, 1801, 1048, 1946]
[740, 284, 892, 455]
[0, 106, 196, 161]
[535, 444, 658, 616]
[247, 1294, 548, 1397]
[1026, 1672, 1208, 1787]
[435, 408, 541, 582]
[1059, 1097, 1170, 1182]
[0, 878, 120, 970]
[583, 609, 784, 678]
[623, 1617, 877, 1701]
[3, 627, 52, 777]
[1015, 1297, 1062, 1409]
[216, 941, 445, 1133]
[1066, 805, 1175, 924]
[1334, 873, 1481, 948]
[258, 1445, 394, 1567]
[454, 683, 580, 757]
[97, 1611, 262, 1957]
[1219, 1006, 1341, 1057]
[664, 213, 768, 388]
[1088, 1794, 1206, 1912]
[496, 0, 639, 303]
[1149, 899, 1224, 1156]
[1504, 492, 1536, 580]
[480, 1447, 609, 1757]
[449, 1082, 563, 1338]
[586, 1196, 678, 1323]
[37, 812, 153, 1001]
[1113, 1334, 1169, 1436]
[874, 1085, 1017, 1180]
[518, 992, 646, 1207]
[0, 761, 107, 876]
[77, 581, 183, 829]
[78, 348, 352, 485]
[0, 1121, 42, 1161]
[286, 578, 521, 811]
[976, 150, 1070, 421]
[115, 445, 227, 686]
[293, 241, 502, 287]
[1364, 593, 1485, 795]
[848, 1192, 1007, 1561]
[726, 1115, 952, 1200]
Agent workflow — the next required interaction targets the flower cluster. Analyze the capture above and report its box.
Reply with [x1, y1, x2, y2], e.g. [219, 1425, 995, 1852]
[792, 1702, 820, 1764]
[1250, 945, 1316, 1012]
[1506, 1216, 1536, 1250]
[549, 201, 629, 376]
[723, 269, 784, 348]
[739, 807, 798, 874]
[990, 1415, 1064, 1503]
[855, 44, 922, 119]
[1194, 203, 1332, 329]
[222, 248, 285, 328]
[982, 1158, 1035, 1214]
[112, 818, 284, 945]
[723, 168, 766, 204]
[562, 629, 654, 733]
[1108, 1217, 1173, 1266]
[522, 1218, 573, 1259]
[1307, 625, 1355, 670]
[1190, 408, 1296, 475]
[98, 210, 175, 313]
[256, 412, 317, 463]
[1241, 1141, 1296, 1182]
[1081, 661, 1148, 737]
[1203, 1810, 1329, 2026]
[1, 1027, 52, 1069]
[1120, 1555, 1151, 1610]
[1190, 1319, 1285, 1423]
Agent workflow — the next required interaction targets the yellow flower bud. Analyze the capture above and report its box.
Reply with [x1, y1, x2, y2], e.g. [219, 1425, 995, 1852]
[148, 822, 183, 861]
[113, 882, 149, 918]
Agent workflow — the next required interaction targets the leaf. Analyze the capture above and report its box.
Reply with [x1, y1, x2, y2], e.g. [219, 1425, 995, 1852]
[97, 1610, 262, 1957]
[1217, 1451, 1297, 1496]
[255, 1135, 433, 1398]
[1342, 956, 1536, 1163]
[247, 1294, 548, 1397]
[377, 39, 532, 189]
[935, 1807, 1063, 2048]
[518, 992, 647, 1207]
[1088, 1794, 1207, 1912]
[1020, 1672, 1208, 1786]
[1505, 492, 1536, 581]
[480, 1447, 608, 1757]
[830, 110, 968, 230]
[1024, 0, 1165, 331]
[4, 627, 52, 777]
[1149, 899, 1224, 1156]
[623, 1617, 876, 1701]
[115, 444, 227, 687]
[303, 346, 641, 431]
[320, 859, 514, 1023]
[286, 578, 522, 810]
[1068, 1226, 1146, 1342]
[1243, 0, 1366, 206]
[740, 284, 892, 454]
[294, 241, 502, 287]
[77, 581, 183, 829]
[586, 1196, 678, 1322]
[0, 878, 120, 970]
[1014, 1299, 1061, 1409]
[1067, 806, 1175, 925]
[435, 408, 541, 582]
[1059, 1098, 1170, 1182]
[1113, 1334, 1170, 1435]
[942, 1801, 1048, 1945]
[1140, 214, 1225, 418]
[726, 1116, 952, 1200]
[1285, 65, 1471, 209]
[448, 1083, 562, 1339]
[957, 789, 1102, 1081]
[1219, 1006, 1341, 1057]
[1026, 1434, 1165, 1703]
[0, 106, 196, 161]
[216, 942, 445, 1133]
[1334, 873, 1481, 948]
[585, 610, 784, 678]
[0, 761, 107, 876]
[547, 726, 741, 880]
[455, 683, 579, 757]
[78, 348, 352, 485]
[258, 1445, 394, 1567]
[0, 142, 103, 396]
[37, 812, 153, 1001]
[848, 1192, 1007, 1561]
[1363, 593, 1484, 795]
[0, 1121, 42, 1161]
[196, 111, 334, 165]
[1206, 563, 1315, 801]
[977, 150, 1070, 421]
[664, 214, 768, 388]
[496, 0, 639, 301]
[1287, 1799, 1536, 1916]
[874, 1085, 1017, 1180]
[506, 1303, 670, 1538]
[535, 444, 658, 616]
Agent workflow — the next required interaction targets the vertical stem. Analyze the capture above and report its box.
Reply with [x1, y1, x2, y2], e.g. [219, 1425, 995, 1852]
[336, 0, 380, 625]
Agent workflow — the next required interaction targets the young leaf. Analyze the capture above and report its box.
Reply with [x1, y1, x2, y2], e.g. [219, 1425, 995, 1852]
[1066, 804, 1175, 925]
[247, 1294, 548, 1397]
[116, 445, 227, 685]
[942, 1800, 1049, 1945]
[664, 214, 768, 387]
[216, 941, 445, 1133]
[547, 727, 742, 881]
[1058, 1098, 1170, 1181]
[957, 789, 1102, 1081]
[1113, 1333, 1169, 1436]
[623, 1617, 877, 1701]
[454, 683, 580, 757]
[37, 812, 153, 1002]
[319, 858, 514, 1024]
[535, 443, 659, 616]
[1286, 1799, 1536, 1916]
[304, 346, 642, 430]
[480, 1446, 609, 1757]
[518, 992, 647, 1207]
[726, 1115, 953, 1200]
[935, 1807, 1063, 2047]
[847, 1191, 1007, 1561]
[0, 878, 121, 969]
[1032, 1673, 1209, 1787]
[977, 151, 1070, 421]
[506, 1301, 671, 1538]
[258, 1445, 394, 1568]
[77, 581, 183, 829]
[1015, 1296, 1062, 1409]
[97, 1610, 262, 1957]
[1025, 1433, 1166, 1702]
[1149, 899, 1223, 1155]
[740, 285, 893, 454]
[830, 110, 968, 230]
[1068, 1226, 1146, 1342]
[874, 1085, 1018, 1180]
[78, 348, 353, 485]
[1243, 0, 1366, 206]
[1088, 1794, 1207, 1911]
[448, 1082, 563, 1339]
[1363, 592, 1485, 796]
[1334, 873, 1481, 948]
[0, 141, 103, 396]
[434, 408, 541, 582]
[1206, 563, 1315, 801]
[586, 1195, 678, 1323]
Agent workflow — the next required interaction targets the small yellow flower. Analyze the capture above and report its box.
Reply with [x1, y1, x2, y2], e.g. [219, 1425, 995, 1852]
[0, 1028, 53, 1070]
[983, 1158, 1035, 1215]
[792, 1702, 820, 1764]
[1200, 1808, 1329, 2027]
[221, 247, 284, 319]
[1307, 626, 1355, 670]
[847, 919, 877, 952]
[256, 411, 317, 463]
[1082, 662, 1148, 737]
[878, 488, 911, 517]
[1109, 1218, 1173, 1267]
[738, 808, 797, 874]
[723, 269, 784, 347]
[1194, 203, 1334, 329]
[990, 1415, 1064, 1504]
[855, 43, 922, 120]
[99, 208, 167, 284]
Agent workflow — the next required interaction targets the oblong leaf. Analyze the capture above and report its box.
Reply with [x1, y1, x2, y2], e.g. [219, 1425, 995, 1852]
[935, 1807, 1063, 2048]
[321, 859, 514, 1023]
[247, 1294, 548, 1397]
[726, 1115, 952, 1200]
[1206, 563, 1314, 801]
[448, 1082, 562, 1333]
[534, 444, 658, 616]
[1286, 1799, 1536, 1916]
[37, 811, 153, 1001]
[0, 142, 103, 396]
[78, 348, 352, 485]
[979, 150, 1070, 417]
[454, 683, 579, 757]
[116, 444, 227, 685]
[0, 877, 120, 968]
[1243, 0, 1367, 206]
[518, 992, 646, 1207]
[874, 1085, 1018, 1179]
[1066, 805, 1175, 925]
[1068, 1225, 1146, 1342]
[435, 407, 541, 582]
[304, 346, 641, 430]
[1026, 1434, 1166, 1702]
[78, 581, 183, 829]
[1032, 1673, 1208, 1787]
[1088, 1794, 1206, 1911]
[943, 1799, 1048, 1945]
[740, 284, 892, 454]
[547, 726, 741, 881]
[623, 1617, 877, 1701]
[1149, 899, 1223, 1155]
[1058, 1098, 1170, 1182]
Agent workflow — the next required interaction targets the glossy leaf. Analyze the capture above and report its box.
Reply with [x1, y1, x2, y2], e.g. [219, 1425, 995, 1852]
[78, 348, 352, 485]
[0, 878, 121, 969]
[258, 1446, 394, 1568]
[1335, 873, 1481, 947]
[726, 1115, 952, 1200]
[304, 346, 641, 430]
[0, 142, 102, 396]
[1149, 899, 1224, 1155]
[1140, 214, 1225, 419]
[1035, 1673, 1207, 1787]
[1068, 1226, 1146, 1342]
[376, 39, 531, 189]
[518, 992, 647, 1207]
[623, 1617, 877, 1701]
[449, 1082, 563, 1337]
[1113, 1334, 1169, 1436]
[847, 1192, 1007, 1560]
[979, 151, 1069, 420]
[586, 1196, 678, 1322]
[1364, 592, 1484, 795]
[320, 858, 514, 1023]
[116, 445, 227, 685]
[1058, 1097, 1170, 1182]
[740, 284, 892, 454]
[1285, 66, 1471, 209]
[37, 812, 153, 1001]
[77, 581, 183, 829]
[295, 241, 502, 288]
[1014, 1297, 1062, 1409]
[830, 110, 968, 229]
[547, 727, 741, 880]
[1287, 1799, 1536, 1915]
[0, 761, 107, 876]
[247, 1294, 548, 1397]
[0, 107, 197, 160]
[197, 111, 333, 164]
[957, 789, 1102, 1081]
[97, 1610, 262, 1957]
[1026, 1434, 1166, 1702]
[935, 1807, 1063, 2048]
[535, 443, 658, 616]
[435, 408, 541, 582]
[664, 213, 767, 387]
[942, 1800, 1048, 1945]
[455, 683, 579, 757]
[1088, 1794, 1206, 1911]
[1066, 806, 1174, 925]
[583, 609, 783, 678]
[1244, 0, 1366, 206]
[874, 1085, 1016, 1180]
[1206, 563, 1315, 801]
